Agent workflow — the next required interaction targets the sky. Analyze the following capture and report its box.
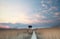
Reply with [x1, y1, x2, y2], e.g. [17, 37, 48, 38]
[0, 0, 60, 28]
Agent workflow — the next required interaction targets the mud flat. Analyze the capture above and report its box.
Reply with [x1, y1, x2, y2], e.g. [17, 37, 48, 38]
[0, 29, 32, 39]
[35, 28, 60, 39]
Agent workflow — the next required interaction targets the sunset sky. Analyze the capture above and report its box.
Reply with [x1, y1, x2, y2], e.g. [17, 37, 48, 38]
[0, 0, 60, 28]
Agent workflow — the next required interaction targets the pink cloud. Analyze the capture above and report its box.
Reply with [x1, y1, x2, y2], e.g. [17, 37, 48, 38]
[21, 14, 53, 24]
[53, 12, 60, 17]
[39, 20, 53, 23]
[58, 18, 60, 20]
[49, 6, 58, 11]
[54, 12, 60, 16]
[30, 19, 53, 24]
[0, 25, 10, 29]
[33, 14, 47, 19]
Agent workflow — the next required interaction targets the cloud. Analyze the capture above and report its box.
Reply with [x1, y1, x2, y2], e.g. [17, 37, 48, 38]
[53, 12, 60, 17]
[0, 0, 59, 26]
[0, 1, 49, 24]
[41, 0, 52, 4]
[0, 0, 32, 24]
[24, 14, 53, 24]
[33, 14, 47, 19]
[31, 19, 53, 24]
[54, 12, 60, 16]
[16, 14, 47, 24]
[58, 18, 60, 20]
[41, 6, 58, 14]
[0, 25, 10, 28]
